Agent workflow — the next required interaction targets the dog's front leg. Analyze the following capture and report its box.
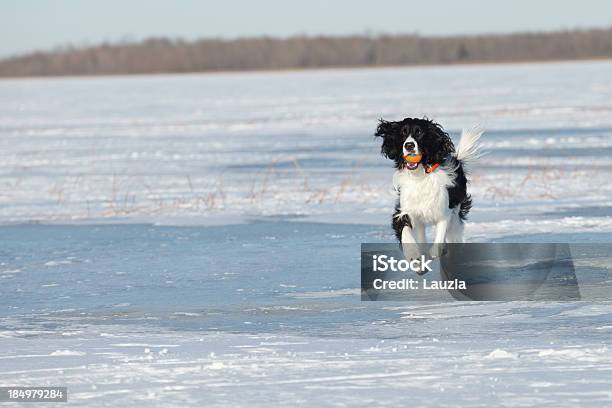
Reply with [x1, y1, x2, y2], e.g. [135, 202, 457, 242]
[401, 225, 423, 266]
[412, 219, 426, 244]
[401, 224, 418, 245]
[430, 216, 450, 258]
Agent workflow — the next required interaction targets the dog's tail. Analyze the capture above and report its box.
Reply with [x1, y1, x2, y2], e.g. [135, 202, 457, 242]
[455, 126, 484, 166]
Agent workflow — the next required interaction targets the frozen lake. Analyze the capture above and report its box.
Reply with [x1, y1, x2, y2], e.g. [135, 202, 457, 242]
[1, 61, 612, 406]
[1, 222, 612, 406]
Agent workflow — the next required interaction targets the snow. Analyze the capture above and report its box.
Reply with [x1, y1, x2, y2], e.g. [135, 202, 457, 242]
[486, 349, 518, 360]
[1, 302, 611, 406]
[49, 350, 87, 357]
[1, 61, 612, 406]
[1, 61, 612, 228]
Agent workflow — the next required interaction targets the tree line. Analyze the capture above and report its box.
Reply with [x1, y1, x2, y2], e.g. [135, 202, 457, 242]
[1, 27, 611, 77]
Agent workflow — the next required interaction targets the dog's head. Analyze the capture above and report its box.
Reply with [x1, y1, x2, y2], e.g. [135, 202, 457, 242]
[375, 117, 454, 170]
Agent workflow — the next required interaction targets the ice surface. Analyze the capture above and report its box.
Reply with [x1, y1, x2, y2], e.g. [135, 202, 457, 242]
[1, 223, 611, 406]
[1, 61, 612, 406]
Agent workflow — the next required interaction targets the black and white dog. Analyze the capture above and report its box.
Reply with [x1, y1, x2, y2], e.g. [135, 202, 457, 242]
[375, 117, 482, 257]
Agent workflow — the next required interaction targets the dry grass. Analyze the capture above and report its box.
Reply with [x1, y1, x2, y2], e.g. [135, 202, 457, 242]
[34, 154, 611, 220]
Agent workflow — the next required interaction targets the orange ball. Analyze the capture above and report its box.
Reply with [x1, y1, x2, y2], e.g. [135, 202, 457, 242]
[404, 154, 422, 163]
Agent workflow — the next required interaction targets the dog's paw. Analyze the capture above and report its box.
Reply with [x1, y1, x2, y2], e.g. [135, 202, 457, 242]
[429, 243, 447, 259]
[401, 243, 431, 275]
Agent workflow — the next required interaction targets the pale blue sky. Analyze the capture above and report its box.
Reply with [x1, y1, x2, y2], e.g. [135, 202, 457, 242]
[1, 0, 611, 57]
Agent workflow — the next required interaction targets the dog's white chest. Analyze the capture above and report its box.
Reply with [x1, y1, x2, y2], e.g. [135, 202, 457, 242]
[393, 168, 454, 223]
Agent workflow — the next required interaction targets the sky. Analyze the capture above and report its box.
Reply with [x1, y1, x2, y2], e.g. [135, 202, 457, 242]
[1, 0, 611, 57]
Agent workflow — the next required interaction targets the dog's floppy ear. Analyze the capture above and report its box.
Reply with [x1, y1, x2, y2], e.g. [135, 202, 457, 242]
[375, 119, 402, 161]
[422, 120, 455, 165]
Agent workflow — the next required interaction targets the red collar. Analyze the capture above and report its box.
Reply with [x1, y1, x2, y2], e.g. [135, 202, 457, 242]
[425, 163, 440, 173]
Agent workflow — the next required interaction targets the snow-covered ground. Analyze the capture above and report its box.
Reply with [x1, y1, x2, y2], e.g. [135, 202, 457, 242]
[1, 61, 612, 406]
[1, 61, 612, 229]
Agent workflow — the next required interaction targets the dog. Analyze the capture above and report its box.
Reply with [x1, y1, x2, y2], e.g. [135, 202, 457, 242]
[375, 117, 482, 258]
